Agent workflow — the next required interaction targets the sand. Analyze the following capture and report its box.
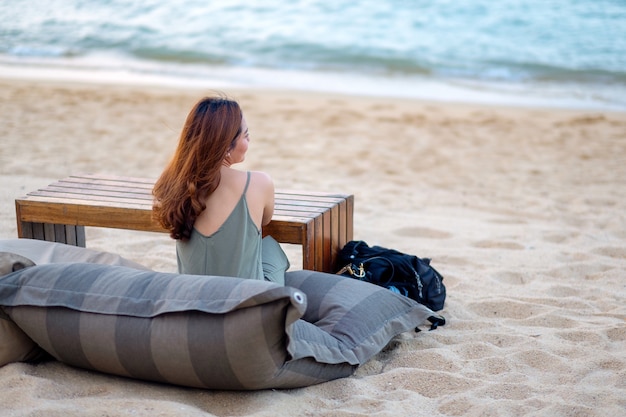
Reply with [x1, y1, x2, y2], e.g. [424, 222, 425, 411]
[1, 77, 625, 416]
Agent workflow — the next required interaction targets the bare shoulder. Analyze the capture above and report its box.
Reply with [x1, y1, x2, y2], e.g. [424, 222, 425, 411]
[249, 170, 274, 191]
[247, 171, 275, 226]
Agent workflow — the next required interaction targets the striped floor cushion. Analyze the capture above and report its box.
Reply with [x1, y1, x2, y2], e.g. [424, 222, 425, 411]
[0, 238, 149, 269]
[0, 251, 49, 366]
[0, 241, 442, 390]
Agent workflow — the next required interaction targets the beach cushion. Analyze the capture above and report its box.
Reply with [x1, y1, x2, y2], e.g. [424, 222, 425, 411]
[0, 251, 48, 366]
[0, 238, 149, 270]
[284, 269, 440, 365]
[0, 261, 439, 389]
[0, 313, 48, 367]
[0, 251, 36, 276]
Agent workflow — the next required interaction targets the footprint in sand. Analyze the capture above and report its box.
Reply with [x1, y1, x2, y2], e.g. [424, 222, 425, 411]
[379, 349, 461, 373]
[391, 369, 475, 398]
[393, 226, 452, 239]
[592, 246, 626, 259]
[481, 382, 534, 401]
[519, 313, 577, 329]
[435, 255, 473, 266]
[473, 356, 511, 375]
[493, 271, 533, 285]
[605, 326, 626, 342]
[466, 299, 546, 320]
[545, 262, 614, 280]
[488, 217, 529, 225]
[478, 333, 530, 349]
[542, 231, 580, 243]
[512, 349, 571, 373]
[472, 240, 525, 250]
[544, 285, 582, 298]
[555, 329, 605, 345]
[453, 341, 499, 360]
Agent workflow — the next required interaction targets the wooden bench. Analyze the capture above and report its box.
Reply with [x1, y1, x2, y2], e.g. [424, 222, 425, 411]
[15, 174, 353, 273]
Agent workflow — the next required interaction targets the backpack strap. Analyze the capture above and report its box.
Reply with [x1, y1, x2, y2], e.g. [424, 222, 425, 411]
[415, 315, 446, 332]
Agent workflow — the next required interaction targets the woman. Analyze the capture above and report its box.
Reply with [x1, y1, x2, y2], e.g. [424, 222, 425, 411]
[152, 96, 288, 283]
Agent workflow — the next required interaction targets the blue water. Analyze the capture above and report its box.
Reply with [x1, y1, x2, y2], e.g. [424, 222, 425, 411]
[1, 0, 625, 109]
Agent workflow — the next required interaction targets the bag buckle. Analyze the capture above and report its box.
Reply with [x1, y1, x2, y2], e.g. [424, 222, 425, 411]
[353, 263, 366, 278]
[337, 263, 366, 279]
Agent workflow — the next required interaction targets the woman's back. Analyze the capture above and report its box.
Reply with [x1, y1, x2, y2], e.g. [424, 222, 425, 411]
[177, 171, 264, 279]
[194, 167, 271, 236]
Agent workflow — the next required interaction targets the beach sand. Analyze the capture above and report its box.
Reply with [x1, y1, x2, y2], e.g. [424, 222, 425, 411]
[1, 77, 625, 416]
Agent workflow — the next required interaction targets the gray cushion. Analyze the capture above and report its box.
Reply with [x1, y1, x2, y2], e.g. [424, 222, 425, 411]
[0, 241, 441, 390]
[0, 239, 149, 269]
[284, 270, 437, 365]
[0, 251, 47, 366]
[0, 251, 36, 276]
[0, 312, 48, 367]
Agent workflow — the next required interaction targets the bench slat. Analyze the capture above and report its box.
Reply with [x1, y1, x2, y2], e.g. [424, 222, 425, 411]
[21, 194, 329, 220]
[29, 187, 344, 208]
[70, 174, 351, 201]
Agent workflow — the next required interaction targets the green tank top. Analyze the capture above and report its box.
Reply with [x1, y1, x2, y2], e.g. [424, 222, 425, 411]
[176, 172, 264, 280]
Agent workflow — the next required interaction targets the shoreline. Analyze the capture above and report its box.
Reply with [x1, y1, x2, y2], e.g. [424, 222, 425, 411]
[1, 59, 625, 112]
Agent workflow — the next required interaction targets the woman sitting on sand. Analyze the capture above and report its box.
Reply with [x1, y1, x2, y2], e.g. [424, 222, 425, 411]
[152, 96, 288, 284]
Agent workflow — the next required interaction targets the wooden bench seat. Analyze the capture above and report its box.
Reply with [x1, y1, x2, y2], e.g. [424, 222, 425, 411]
[15, 174, 354, 273]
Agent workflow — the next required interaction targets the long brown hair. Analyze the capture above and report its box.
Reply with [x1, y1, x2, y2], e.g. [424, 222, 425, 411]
[152, 96, 242, 240]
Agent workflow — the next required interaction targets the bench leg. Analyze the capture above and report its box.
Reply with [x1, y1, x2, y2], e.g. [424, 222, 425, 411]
[300, 218, 316, 272]
[299, 196, 354, 274]
[18, 221, 86, 247]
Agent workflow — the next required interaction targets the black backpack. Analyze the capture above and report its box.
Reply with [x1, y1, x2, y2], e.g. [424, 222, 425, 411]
[337, 240, 446, 312]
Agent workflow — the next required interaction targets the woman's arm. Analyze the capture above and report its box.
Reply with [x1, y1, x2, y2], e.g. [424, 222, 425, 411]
[261, 172, 275, 227]
[249, 171, 275, 227]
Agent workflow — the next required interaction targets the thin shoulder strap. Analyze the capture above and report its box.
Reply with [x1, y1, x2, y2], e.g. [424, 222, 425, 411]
[243, 171, 251, 195]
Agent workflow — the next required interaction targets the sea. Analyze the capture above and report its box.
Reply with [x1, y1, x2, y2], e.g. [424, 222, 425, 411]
[1, 0, 625, 110]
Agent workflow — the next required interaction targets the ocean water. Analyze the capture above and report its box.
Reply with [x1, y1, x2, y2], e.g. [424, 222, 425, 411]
[1, 0, 625, 109]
